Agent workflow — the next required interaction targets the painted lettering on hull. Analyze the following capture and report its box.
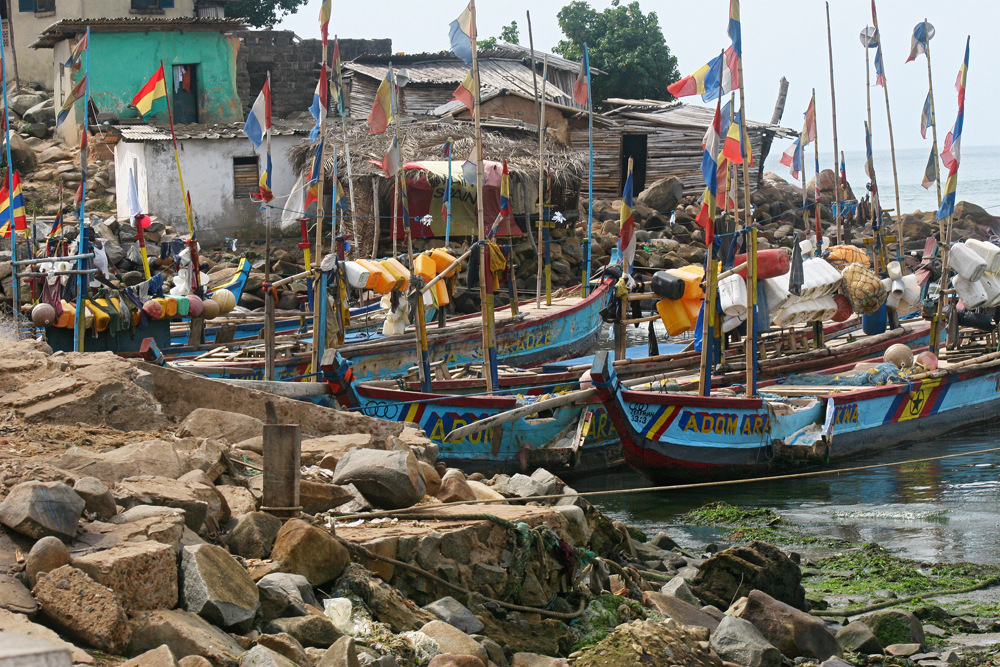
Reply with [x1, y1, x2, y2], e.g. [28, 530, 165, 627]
[675, 411, 771, 436]
[832, 403, 859, 425]
[426, 412, 493, 445]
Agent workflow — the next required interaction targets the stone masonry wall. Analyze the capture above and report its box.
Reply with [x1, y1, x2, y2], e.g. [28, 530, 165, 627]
[235, 31, 391, 120]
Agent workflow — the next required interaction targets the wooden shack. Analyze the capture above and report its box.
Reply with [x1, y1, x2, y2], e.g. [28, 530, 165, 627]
[573, 99, 795, 201]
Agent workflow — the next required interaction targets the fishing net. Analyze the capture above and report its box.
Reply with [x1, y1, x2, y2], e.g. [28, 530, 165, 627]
[778, 362, 906, 387]
[825, 245, 871, 270]
[841, 262, 887, 315]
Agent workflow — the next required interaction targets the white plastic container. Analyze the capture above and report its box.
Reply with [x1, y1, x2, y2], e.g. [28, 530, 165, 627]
[763, 276, 792, 311]
[344, 261, 370, 289]
[888, 279, 905, 309]
[805, 295, 839, 322]
[718, 274, 748, 317]
[953, 275, 989, 308]
[722, 314, 745, 333]
[900, 273, 920, 306]
[965, 238, 1000, 273]
[800, 258, 843, 298]
[771, 305, 798, 327]
[799, 237, 815, 257]
[981, 273, 1000, 307]
[886, 261, 903, 281]
[949, 243, 987, 282]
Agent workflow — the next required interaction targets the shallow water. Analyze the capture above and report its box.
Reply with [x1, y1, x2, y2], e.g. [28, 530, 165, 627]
[588, 323, 1000, 565]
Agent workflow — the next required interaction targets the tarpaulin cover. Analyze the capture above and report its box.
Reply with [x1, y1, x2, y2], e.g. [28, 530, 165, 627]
[390, 160, 523, 239]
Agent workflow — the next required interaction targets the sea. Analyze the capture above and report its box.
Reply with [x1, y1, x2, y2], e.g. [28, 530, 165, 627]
[763, 143, 1000, 220]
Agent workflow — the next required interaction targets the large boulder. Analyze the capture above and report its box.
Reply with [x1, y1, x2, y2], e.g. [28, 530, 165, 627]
[316, 636, 360, 667]
[690, 541, 806, 611]
[257, 633, 309, 666]
[301, 433, 374, 466]
[660, 575, 701, 607]
[642, 592, 719, 632]
[21, 99, 53, 124]
[217, 486, 258, 517]
[6, 130, 36, 171]
[636, 176, 684, 212]
[26, 535, 71, 587]
[437, 470, 476, 504]
[114, 476, 212, 531]
[270, 518, 349, 586]
[331, 449, 426, 509]
[256, 572, 315, 623]
[574, 618, 722, 667]
[859, 610, 925, 649]
[0, 574, 38, 616]
[73, 540, 178, 613]
[420, 620, 489, 665]
[836, 620, 884, 655]
[299, 481, 354, 515]
[240, 645, 297, 667]
[128, 610, 245, 667]
[710, 615, 781, 667]
[0, 481, 85, 540]
[265, 615, 341, 648]
[423, 596, 485, 634]
[0, 607, 94, 665]
[731, 590, 841, 661]
[180, 544, 259, 632]
[32, 565, 131, 654]
[10, 92, 45, 116]
[73, 476, 118, 519]
[226, 511, 282, 560]
[176, 408, 263, 444]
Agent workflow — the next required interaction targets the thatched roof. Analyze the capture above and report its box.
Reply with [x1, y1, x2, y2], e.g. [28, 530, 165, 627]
[287, 116, 587, 187]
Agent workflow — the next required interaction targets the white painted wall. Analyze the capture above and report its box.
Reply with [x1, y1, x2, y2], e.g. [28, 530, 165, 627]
[114, 132, 304, 243]
[13, 0, 197, 87]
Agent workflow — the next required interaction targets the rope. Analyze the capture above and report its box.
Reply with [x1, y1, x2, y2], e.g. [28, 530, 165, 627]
[328, 446, 1000, 522]
[812, 576, 1000, 617]
[335, 536, 586, 620]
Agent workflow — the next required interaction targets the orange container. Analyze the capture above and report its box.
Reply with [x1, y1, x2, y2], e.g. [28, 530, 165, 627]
[669, 266, 705, 300]
[381, 257, 411, 291]
[681, 296, 702, 325]
[414, 253, 436, 281]
[57, 301, 75, 328]
[431, 248, 459, 277]
[434, 278, 450, 306]
[355, 259, 389, 292]
[657, 297, 693, 337]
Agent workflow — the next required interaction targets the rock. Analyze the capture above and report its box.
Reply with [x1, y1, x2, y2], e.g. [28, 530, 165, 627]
[178, 657, 212, 667]
[511, 655, 567, 667]
[420, 621, 489, 665]
[180, 544, 258, 632]
[127, 644, 181, 667]
[32, 565, 131, 654]
[836, 620, 884, 655]
[316, 636, 361, 667]
[528, 468, 560, 495]
[266, 615, 341, 648]
[26, 535, 71, 587]
[73, 540, 178, 613]
[660, 575, 701, 607]
[114, 476, 211, 532]
[502, 474, 546, 498]
[177, 471, 231, 526]
[10, 92, 46, 116]
[637, 176, 684, 212]
[819, 658, 853, 667]
[642, 592, 719, 632]
[258, 572, 317, 606]
[0, 481, 85, 540]
[690, 541, 806, 611]
[217, 486, 258, 517]
[731, 590, 840, 661]
[37, 146, 71, 164]
[176, 408, 263, 444]
[270, 518, 349, 586]
[336, 483, 372, 513]
[0, 574, 37, 615]
[226, 511, 282, 560]
[859, 610, 925, 649]
[239, 645, 298, 667]
[649, 532, 678, 551]
[574, 618, 721, 667]
[73, 477, 117, 519]
[300, 481, 354, 514]
[301, 433, 374, 467]
[0, 634, 72, 667]
[885, 643, 922, 657]
[428, 656, 485, 667]
[437, 470, 476, 504]
[420, 460, 442, 497]
[0, 607, 94, 665]
[258, 633, 309, 666]
[331, 449, 426, 509]
[129, 609, 245, 667]
[466, 480, 505, 503]
[331, 563, 435, 633]
[711, 615, 781, 667]
[6, 131, 36, 171]
[423, 596, 484, 634]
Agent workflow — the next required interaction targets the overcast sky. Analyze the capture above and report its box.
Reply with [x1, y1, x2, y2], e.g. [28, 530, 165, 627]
[276, 0, 992, 158]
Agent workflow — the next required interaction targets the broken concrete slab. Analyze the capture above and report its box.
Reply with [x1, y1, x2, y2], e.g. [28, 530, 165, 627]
[0, 633, 72, 667]
[32, 565, 131, 654]
[0, 575, 37, 616]
[114, 476, 211, 531]
[73, 540, 178, 613]
[0, 608, 94, 665]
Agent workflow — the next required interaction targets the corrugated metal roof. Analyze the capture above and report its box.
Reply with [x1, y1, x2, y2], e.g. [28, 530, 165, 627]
[31, 17, 247, 48]
[486, 42, 605, 75]
[114, 120, 311, 142]
[345, 59, 570, 101]
[604, 99, 795, 137]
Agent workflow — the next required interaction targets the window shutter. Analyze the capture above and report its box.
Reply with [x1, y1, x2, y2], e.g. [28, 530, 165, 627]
[18, 0, 35, 13]
[232, 157, 259, 199]
[160, 0, 174, 7]
[131, 0, 148, 9]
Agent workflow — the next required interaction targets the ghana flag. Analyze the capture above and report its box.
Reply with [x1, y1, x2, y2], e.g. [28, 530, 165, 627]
[133, 65, 168, 118]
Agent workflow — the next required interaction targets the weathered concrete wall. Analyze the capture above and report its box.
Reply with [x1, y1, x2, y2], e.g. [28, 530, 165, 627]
[235, 31, 391, 120]
[14, 0, 197, 87]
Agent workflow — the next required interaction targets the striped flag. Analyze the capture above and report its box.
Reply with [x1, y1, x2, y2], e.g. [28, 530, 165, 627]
[367, 68, 394, 134]
[728, 0, 742, 58]
[242, 79, 271, 149]
[251, 153, 273, 202]
[132, 65, 167, 118]
[667, 46, 740, 102]
[48, 211, 63, 238]
[618, 164, 635, 271]
[573, 45, 590, 106]
[500, 160, 511, 219]
[64, 33, 88, 68]
[696, 96, 723, 247]
[449, 2, 475, 65]
[780, 138, 803, 180]
[305, 139, 324, 211]
[920, 92, 933, 140]
[722, 108, 751, 165]
[802, 95, 817, 145]
[319, 0, 331, 45]
[938, 37, 970, 220]
[922, 145, 938, 190]
[0, 172, 27, 238]
[906, 21, 934, 63]
[309, 64, 328, 142]
[331, 40, 346, 116]
[871, 0, 886, 86]
[56, 77, 86, 126]
[451, 71, 475, 112]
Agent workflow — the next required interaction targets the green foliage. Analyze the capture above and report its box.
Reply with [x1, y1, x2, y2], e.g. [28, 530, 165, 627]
[571, 594, 649, 652]
[478, 20, 520, 50]
[553, 0, 679, 106]
[681, 501, 841, 546]
[227, 0, 310, 28]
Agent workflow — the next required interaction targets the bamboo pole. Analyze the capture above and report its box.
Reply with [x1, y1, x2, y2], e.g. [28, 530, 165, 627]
[826, 2, 843, 245]
[811, 89, 821, 246]
[1, 27, 20, 339]
[309, 42, 330, 381]
[871, 0, 904, 259]
[737, 55, 757, 397]
[583, 42, 594, 296]
[263, 70, 275, 382]
[923, 20, 943, 209]
[526, 10, 541, 311]
[924, 19, 945, 353]
[536, 57, 549, 307]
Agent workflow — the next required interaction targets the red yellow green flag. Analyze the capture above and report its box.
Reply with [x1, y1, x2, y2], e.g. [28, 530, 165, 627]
[133, 65, 168, 118]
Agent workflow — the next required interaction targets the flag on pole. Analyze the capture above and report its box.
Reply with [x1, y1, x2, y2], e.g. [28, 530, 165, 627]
[451, 71, 475, 112]
[335, 177, 348, 211]
[367, 69, 394, 134]
[728, 0, 742, 58]
[251, 154, 274, 202]
[305, 139, 325, 211]
[922, 145, 938, 190]
[906, 21, 934, 63]
[382, 135, 400, 176]
[48, 211, 64, 238]
[722, 109, 751, 165]
[802, 95, 817, 145]
[309, 64, 328, 142]
[0, 172, 28, 238]
[331, 40, 346, 116]
[500, 160, 511, 219]
[56, 76, 87, 126]
[64, 33, 88, 68]
[441, 138, 452, 158]
[449, 2, 475, 64]
[871, 0, 886, 86]
[920, 91, 933, 140]
[696, 97, 723, 247]
[573, 46, 590, 105]
[132, 65, 168, 118]
[666, 46, 740, 102]
[242, 79, 271, 149]
[319, 0, 331, 45]
[126, 168, 142, 221]
[840, 155, 848, 188]
[780, 138, 803, 180]
[938, 37, 970, 220]
[618, 164, 635, 271]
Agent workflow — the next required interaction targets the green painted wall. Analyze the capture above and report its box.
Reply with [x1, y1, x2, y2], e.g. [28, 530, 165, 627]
[72, 30, 242, 124]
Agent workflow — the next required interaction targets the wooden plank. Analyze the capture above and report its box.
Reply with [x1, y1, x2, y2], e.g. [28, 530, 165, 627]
[262, 423, 301, 516]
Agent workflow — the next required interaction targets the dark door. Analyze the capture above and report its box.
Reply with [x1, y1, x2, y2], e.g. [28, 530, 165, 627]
[172, 64, 198, 124]
[620, 134, 648, 194]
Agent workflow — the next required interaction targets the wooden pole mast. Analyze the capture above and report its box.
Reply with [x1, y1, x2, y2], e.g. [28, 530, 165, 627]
[736, 53, 757, 396]
[825, 2, 843, 245]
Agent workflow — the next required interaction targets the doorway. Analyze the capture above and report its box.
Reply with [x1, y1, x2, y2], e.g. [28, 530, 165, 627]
[620, 134, 647, 194]
[172, 64, 198, 124]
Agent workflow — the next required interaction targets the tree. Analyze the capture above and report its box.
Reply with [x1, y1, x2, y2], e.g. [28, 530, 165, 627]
[553, 0, 679, 106]
[227, 0, 309, 28]
[478, 20, 520, 50]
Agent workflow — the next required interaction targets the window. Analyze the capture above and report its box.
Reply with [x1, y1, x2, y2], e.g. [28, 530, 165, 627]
[233, 156, 259, 199]
[130, 0, 174, 12]
[18, 0, 54, 12]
